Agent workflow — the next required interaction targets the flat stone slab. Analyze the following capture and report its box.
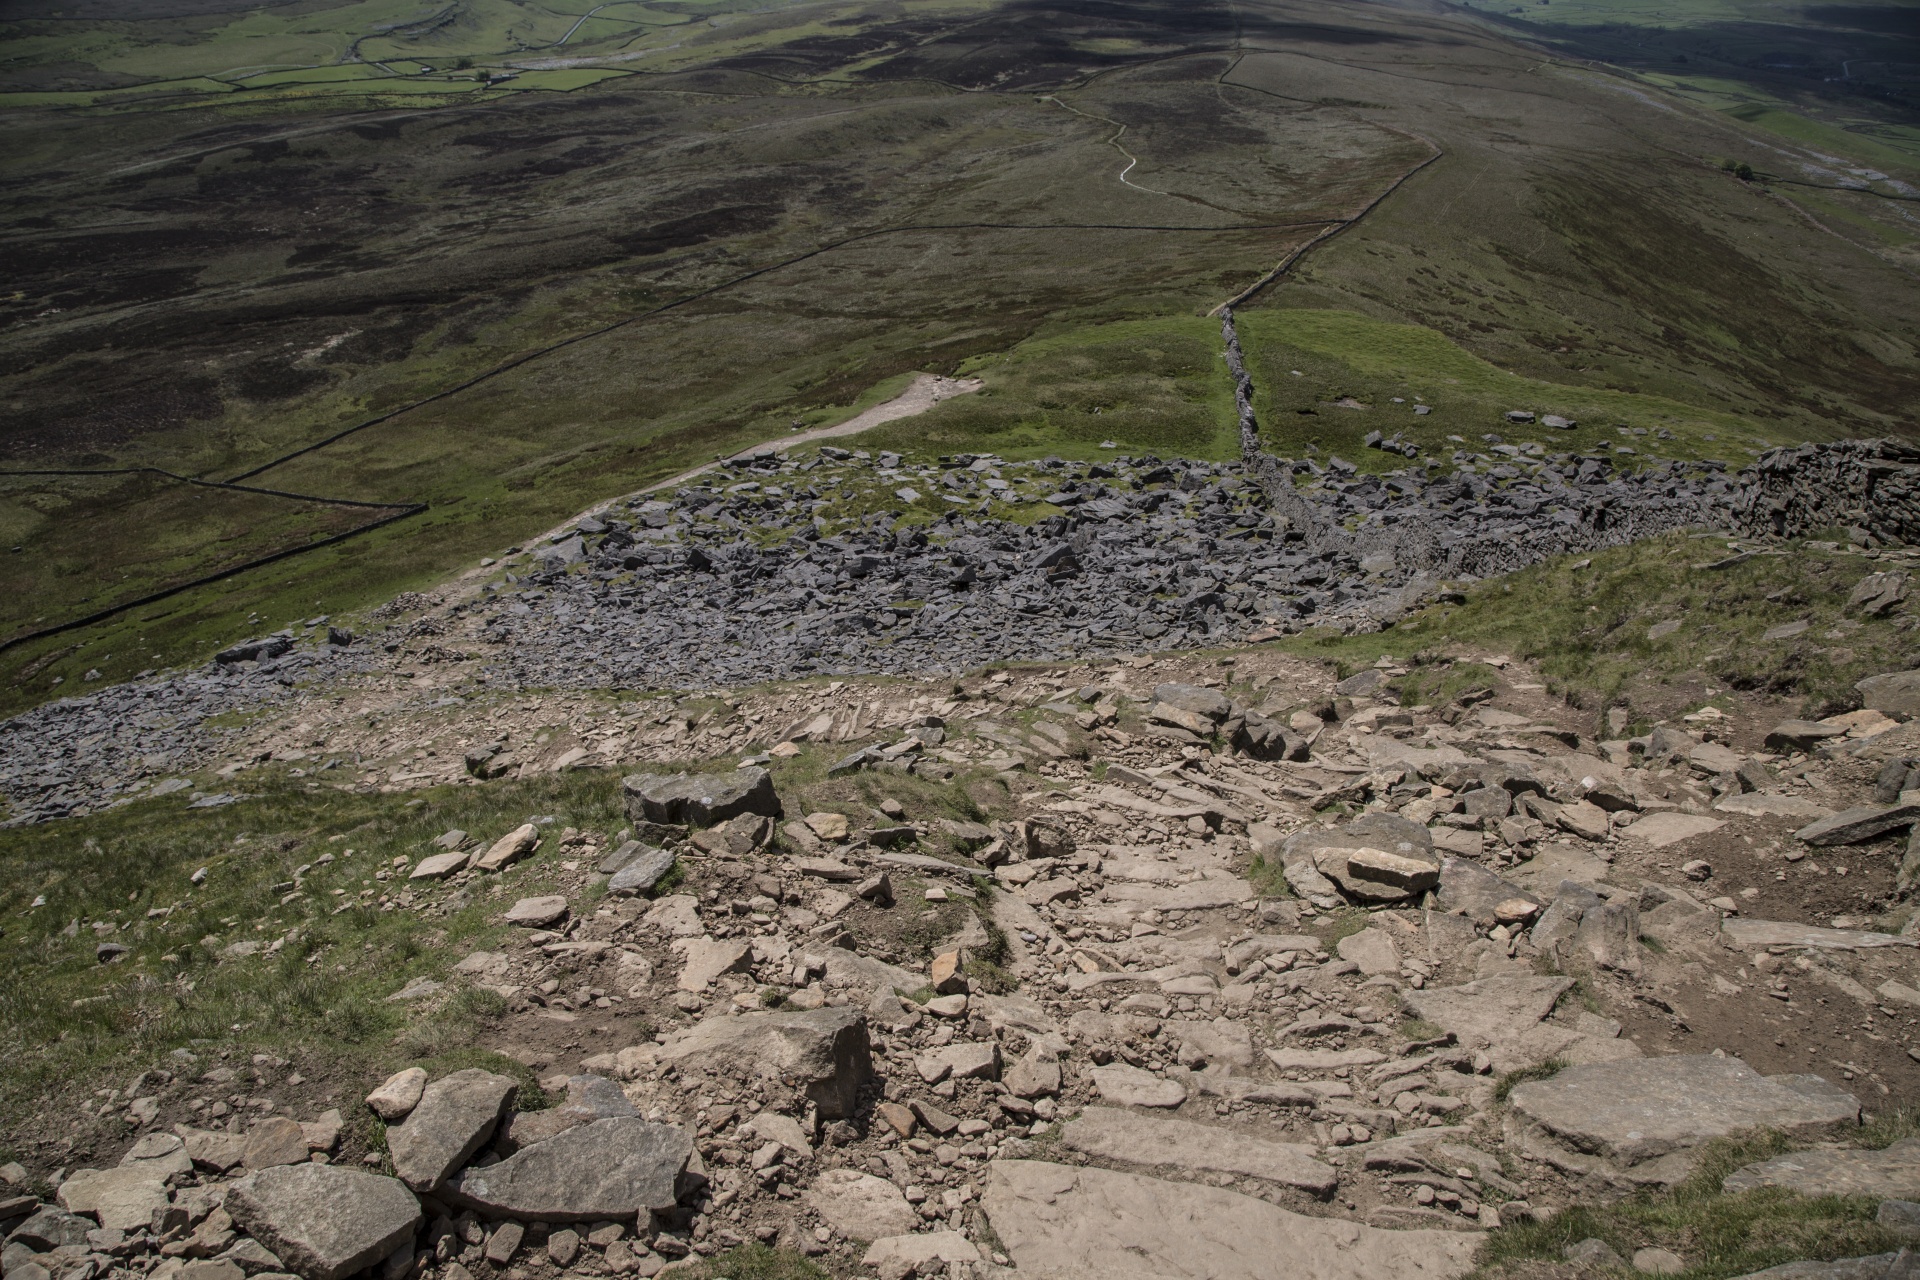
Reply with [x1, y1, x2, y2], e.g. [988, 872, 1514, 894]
[1091, 1065, 1187, 1108]
[673, 936, 751, 991]
[1101, 878, 1253, 910]
[57, 1164, 173, 1231]
[607, 845, 675, 895]
[1715, 794, 1835, 820]
[1060, 1106, 1337, 1194]
[1337, 929, 1402, 976]
[447, 1116, 692, 1221]
[387, 1069, 517, 1192]
[224, 1164, 420, 1280]
[1733, 1256, 1920, 1279]
[1624, 812, 1725, 848]
[862, 1231, 983, 1271]
[1509, 1055, 1860, 1165]
[1796, 804, 1920, 846]
[1722, 920, 1916, 951]
[805, 1169, 918, 1240]
[1723, 1139, 1920, 1200]
[981, 1159, 1480, 1280]
[1265, 1048, 1387, 1071]
[1401, 975, 1576, 1071]
[504, 895, 568, 927]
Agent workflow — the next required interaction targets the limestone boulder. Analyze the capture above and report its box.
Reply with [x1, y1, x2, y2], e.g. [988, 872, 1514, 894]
[223, 1164, 420, 1280]
[446, 1117, 692, 1221]
[655, 1007, 873, 1120]
[1510, 1055, 1859, 1165]
[622, 768, 780, 828]
[386, 1069, 518, 1192]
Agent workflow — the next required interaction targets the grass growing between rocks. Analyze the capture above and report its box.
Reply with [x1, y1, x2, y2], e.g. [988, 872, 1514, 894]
[1278, 533, 1920, 725]
[0, 766, 631, 1151]
[680, 1244, 832, 1280]
[1470, 1133, 1910, 1279]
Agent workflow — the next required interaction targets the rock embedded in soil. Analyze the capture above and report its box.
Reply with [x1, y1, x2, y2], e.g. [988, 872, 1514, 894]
[654, 1006, 873, 1120]
[1722, 1139, 1920, 1200]
[982, 1160, 1480, 1280]
[1060, 1107, 1338, 1195]
[621, 767, 780, 827]
[223, 1164, 420, 1280]
[364, 1068, 427, 1122]
[1509, 1055, 1860, 1165]
[805, 1169, 919, 1240]
[446, 1116, 692, 1221]
[606, 845, 675, 895]
[1090, 1064, 1188, 1108]
[386, 1069, 518, 1192]
[56, 1165, 174, 1232]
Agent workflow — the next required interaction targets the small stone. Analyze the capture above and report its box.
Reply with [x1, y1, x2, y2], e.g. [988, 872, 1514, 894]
[875, 1102, 917, 1137]
[474, 824, 540, 873]
[804, 812, 849, 842]
[364, 1069, 427, 1122]
[504, 895, 569, 927]
[483, 1223, 523, 1265]
[547, 1229, 580, 1267]
[1564, 1238, 1623, 1267]
[1631, 1246, 1685, 1274]
[244, 1118, 312, 1170]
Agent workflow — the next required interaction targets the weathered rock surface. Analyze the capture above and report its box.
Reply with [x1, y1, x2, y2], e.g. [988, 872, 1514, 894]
[1401, 976, 1576, 1071]
[365, 1068, 427, 1121]
[1723, 1139, 1920, 1200]
[56, 1165, 173, 1231]
[1731, 1256, 1920, 1279]
[606, 845, 676, 895]
[386, 1069, 518, 1192]
[1061, 1107, 1338, 1194]
[654, 1007, 872, 1119]
[1509, 1056, 1860, 1164]
[1091, 1065, 1187, 1108]
[622, 768, 779, 827]
[224, 1164, 421, 1280]
[447, 1117, 692, 1221]
[1795, 804, 1920, 847]
[981, 1160, 1480, 1280]
[804, 1169, 918, 1240]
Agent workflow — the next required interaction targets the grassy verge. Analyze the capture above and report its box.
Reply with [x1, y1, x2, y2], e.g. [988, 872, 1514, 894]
[0, 767, 635, 1137]
[1471, 1133, 1910, 1279]
[1277, 533, 1919, 723]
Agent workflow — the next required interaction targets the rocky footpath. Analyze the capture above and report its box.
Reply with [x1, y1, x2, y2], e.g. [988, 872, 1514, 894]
[15, 646, 1920, 1277]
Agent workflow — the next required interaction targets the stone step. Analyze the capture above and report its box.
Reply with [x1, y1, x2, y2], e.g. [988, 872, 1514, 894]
[980, 1158, 1481, 1280]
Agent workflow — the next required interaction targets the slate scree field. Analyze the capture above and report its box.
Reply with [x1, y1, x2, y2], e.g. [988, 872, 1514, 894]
[9, 0, 1920, 1275]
